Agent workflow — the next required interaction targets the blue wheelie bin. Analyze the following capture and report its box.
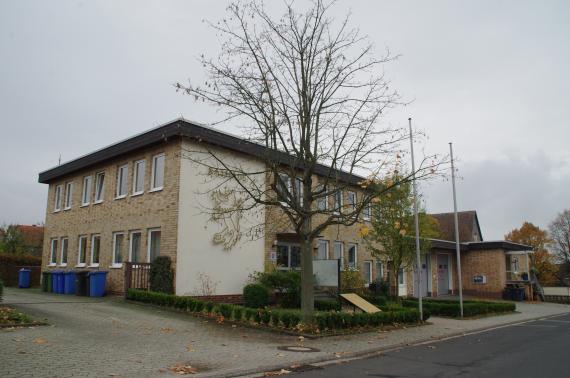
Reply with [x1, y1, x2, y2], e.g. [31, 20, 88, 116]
[63, 271, 76, 295]
[88, 271, 108, 297]
[53, 271, 64, 294]
[18, 268, 31, 288]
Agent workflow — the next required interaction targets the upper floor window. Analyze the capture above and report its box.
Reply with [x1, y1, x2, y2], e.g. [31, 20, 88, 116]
[95, 172, 105, 203]
[347, 191, 356, 211]
[316, 184, 327, 211]
[276, 173, 291, 203]
[116, 164, 129, 198]
[54, 185, 62, 212]
[151, 154, 165, 191]
[333, 189, 343, 213]
[363, 202, 371, 221]
[64, 182, 73, 210]
[133, 159, 146, 195]
[82, 176, 92, 206]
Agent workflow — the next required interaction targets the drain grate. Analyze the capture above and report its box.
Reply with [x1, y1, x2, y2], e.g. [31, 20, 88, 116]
[278, 345, 321, 353]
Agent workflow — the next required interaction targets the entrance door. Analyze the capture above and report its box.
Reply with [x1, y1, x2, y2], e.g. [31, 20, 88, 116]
[398, 267, 407, 296]
[437, 254, 450, 295]
[413, 255, 429, 298]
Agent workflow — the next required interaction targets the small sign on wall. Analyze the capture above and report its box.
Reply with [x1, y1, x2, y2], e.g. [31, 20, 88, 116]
[473, 274, 487, 284]
[270, 251, 277, 261]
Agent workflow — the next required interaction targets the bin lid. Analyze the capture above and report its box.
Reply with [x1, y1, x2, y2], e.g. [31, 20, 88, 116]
[19, 268, 32, 272]
[87, 271, 108, 276]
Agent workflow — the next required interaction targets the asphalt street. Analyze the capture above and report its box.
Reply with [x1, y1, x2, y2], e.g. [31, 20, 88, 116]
[293, 313, 570, 378]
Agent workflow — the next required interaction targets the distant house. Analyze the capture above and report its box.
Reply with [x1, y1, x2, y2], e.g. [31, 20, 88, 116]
[410, 211, 533, 299]
[0, 224, 44, 257]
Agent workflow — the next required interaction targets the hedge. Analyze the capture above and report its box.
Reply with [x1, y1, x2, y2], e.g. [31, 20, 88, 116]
[243, 283, 269, 308]
[0, 254, 42, 266]
[402, 298, 515, 317]
[126, 289, 425, 332]
[0, 278, 4, 302]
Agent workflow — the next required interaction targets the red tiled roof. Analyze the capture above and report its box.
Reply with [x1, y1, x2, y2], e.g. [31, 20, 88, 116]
[429, 211, 483, 242]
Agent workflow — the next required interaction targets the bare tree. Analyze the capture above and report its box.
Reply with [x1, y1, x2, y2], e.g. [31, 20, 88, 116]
[176, 0, 441, 321]
[549, 209, 570, 263]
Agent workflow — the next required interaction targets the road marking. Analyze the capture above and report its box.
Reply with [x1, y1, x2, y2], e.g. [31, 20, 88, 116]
[513, 324, 558, 328]
[541, 319, 570, 324]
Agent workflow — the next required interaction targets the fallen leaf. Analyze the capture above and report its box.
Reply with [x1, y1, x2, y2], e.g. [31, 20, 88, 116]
[263, 369, 291, 376]
[169, 364, 198, 375]
[32, 337, 48, 345]
[276, 353, 285, 357]
[160, 327, 175, 334]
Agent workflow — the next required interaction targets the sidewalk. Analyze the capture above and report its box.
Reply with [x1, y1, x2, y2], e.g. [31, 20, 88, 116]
[1, 288, 569, 378]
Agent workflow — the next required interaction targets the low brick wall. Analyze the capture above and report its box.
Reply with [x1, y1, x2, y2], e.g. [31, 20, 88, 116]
[191, 294, 243, 304]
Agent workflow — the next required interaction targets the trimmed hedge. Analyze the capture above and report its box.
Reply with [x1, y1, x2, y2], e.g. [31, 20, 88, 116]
[402, 298, 515, 317]
[126, 289, 424, 332]
[315, 298, 341, 311]
[149, 256, 174, 294]
[0, 278, 3, 302]
[243, 283, 269, 308]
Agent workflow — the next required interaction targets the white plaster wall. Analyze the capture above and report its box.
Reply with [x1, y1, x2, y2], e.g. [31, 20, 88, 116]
[176, 140, 266, 296]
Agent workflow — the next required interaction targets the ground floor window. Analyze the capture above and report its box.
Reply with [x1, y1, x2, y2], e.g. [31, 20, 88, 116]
[130, 231, 141, 262]
[49, 239, 58, 265]
[112, 232, 124, 266]
[148, 229, 161, 262]
[77, 236, 87, 265]
[60, 238, 68, 266]
[398, 267, 405, 285]
[333, 241, 343, 269]
[347, 243, 357, 269]
[276, 243, 300, 269]
[317, 239, 329, 260]
[376, 261, 384, 280]
[91, 234, 101, 266]
[363, 260, 372, 285]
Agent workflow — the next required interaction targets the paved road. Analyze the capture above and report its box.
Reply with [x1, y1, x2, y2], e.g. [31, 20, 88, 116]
[294, 313, 570, 378]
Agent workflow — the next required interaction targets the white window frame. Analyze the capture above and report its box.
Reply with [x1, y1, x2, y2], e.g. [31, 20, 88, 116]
[54, 185, 62, 212]
[94, 171, 105, 203]
[316, 184, 328, 211]
[129, 230, 142, 262]
[275, 242, 301, 270]
[90, 234, 101, 267]
[82, 175, 92, 206]
[276, 173, 292, 205]
[76, 235, 87, 267]
[111, 232, 125, 268]
[363, 260, 373, 286]
[333, 189, 343, 214]
[64, 182, 73, 210]
[347, 191, 356, 211]
[147, 228, 161, 262]
[116, 164, 129, 199]
[49, 238, 58, 266]
[363, 202, 371, 221]
[316, 239, 329, 260]
[347, 243, 358, 269]
[333, 241, 344, 270]
[59, 237, 69, 266]
[375, 261, 384, 281]
[150, 153, 165, 192]
[132, 159, 146, 196]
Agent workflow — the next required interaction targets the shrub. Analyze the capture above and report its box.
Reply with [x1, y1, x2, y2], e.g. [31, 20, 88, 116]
[149, 256, 174, 294]
[243, 283, 269, 308]
[340, 269, 366, 291]
[361, 294, 388, 307]
[244, 308, 256, 321]
[0, 254, 42, 266]
[271, 311, 280, 327]
[315, 298, 341, 311]
[0, 278, 3, 302]
[251, 270, 301, 308]
[194, 301, 205, 312]
[233, 306, 243, 321]
[218, 304, 234, 318]
[402, 298, 515, 318]
[205, 301, 215, 313]
[368, 278, 390, 297]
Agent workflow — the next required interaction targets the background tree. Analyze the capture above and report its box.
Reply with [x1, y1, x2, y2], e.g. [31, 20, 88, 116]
[549, 210, 570, 264]
[505, 222, 557, 285]
[0, 225, 25, 255]
[176, 0, 441, 321]
[363, 173, 440, 298]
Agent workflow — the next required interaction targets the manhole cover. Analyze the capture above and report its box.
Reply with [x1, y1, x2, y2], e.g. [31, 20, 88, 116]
[278, 346, 321, 353]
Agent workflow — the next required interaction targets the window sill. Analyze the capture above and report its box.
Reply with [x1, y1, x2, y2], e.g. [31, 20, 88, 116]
[53, 209, 61, 213]
[149, 187, 163, 193]
[64, 207, 71, 211]
[80, 203, 90, 208]
[114, 195, 127, 200]
[109, 264, 123, 269]
[48, 263, 57, 267]
[75, 263, 86, 268]
[88, 264, 100, 268]
[94, 200, 103, 205]
[59, 263, 67, 267]
[131, 192, 144, 197]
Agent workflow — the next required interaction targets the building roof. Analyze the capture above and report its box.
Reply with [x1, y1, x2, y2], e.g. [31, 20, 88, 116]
[38, 118, 366, 185]
[429, 238, 532, 252]
[430, 210, 483, 242]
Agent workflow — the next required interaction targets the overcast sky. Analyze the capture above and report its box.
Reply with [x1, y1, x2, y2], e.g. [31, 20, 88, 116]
[1, 0, 568, 239]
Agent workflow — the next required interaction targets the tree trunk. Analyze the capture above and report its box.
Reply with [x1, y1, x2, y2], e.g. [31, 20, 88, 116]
[300, 219, 314, 323]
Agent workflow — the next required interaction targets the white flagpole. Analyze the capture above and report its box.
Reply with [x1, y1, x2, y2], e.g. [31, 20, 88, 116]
[449, 142, 464, 318]
[409, 118, 423, 321]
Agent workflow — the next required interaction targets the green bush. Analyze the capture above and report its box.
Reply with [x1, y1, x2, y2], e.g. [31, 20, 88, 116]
[194, 300, 205, 312]
[361, 294, 388, 307]
[233, 306, 243, 321]
[218, 304, 234, 318]
[244, 308, 256, 321]
[0, 278, 3, 302]
[149, 256, 174, 294]
[251, 270, 301, 308]
[315, 298, 341, 311]
[205, 301, 215, 313]
[271, 311, 280, 327]
[243, 283, 269, 308]
[368, 278, 390, 297]
[402, 298, 515, 317]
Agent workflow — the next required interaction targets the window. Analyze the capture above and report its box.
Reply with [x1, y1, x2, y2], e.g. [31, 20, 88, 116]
[316, 184, 327, 211]
[317, 240, 329, 260]
[148, 229, 161, 262]
[77, 236, 87, 266]
[64, 182, 73, 210]
[347, 243, 357, 269]
[294, 177, 303, 205]
[276, 173, 291, 203]
[95, 172, 105, 203]
[276, 243, 301, 269]
[333, 189, 343, 213]
[91, 234, 101, 266]
[133, 159, 145, 195]
[347, 191, 356, 211]
[116, 164, 129, 198]
[82, 176, 92, 206]
[363, 202, 371, 221]
[151, 154, 165, 191]
[333, 241, 344, 269]
[375, 261, 384, 280]
[49, 239, 58, 265]
[398, 267, 405, 285]
[129, 231, 142, 262]
[112, 232, 124, 266]
[363, 260, 373, 285]
[60, 238, 68, 266]
[54, 185, 62, 212]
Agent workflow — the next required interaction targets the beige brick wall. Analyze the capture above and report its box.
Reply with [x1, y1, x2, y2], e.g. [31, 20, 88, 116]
[42, 139, 181, 293]
[461, 249, 506, 298]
